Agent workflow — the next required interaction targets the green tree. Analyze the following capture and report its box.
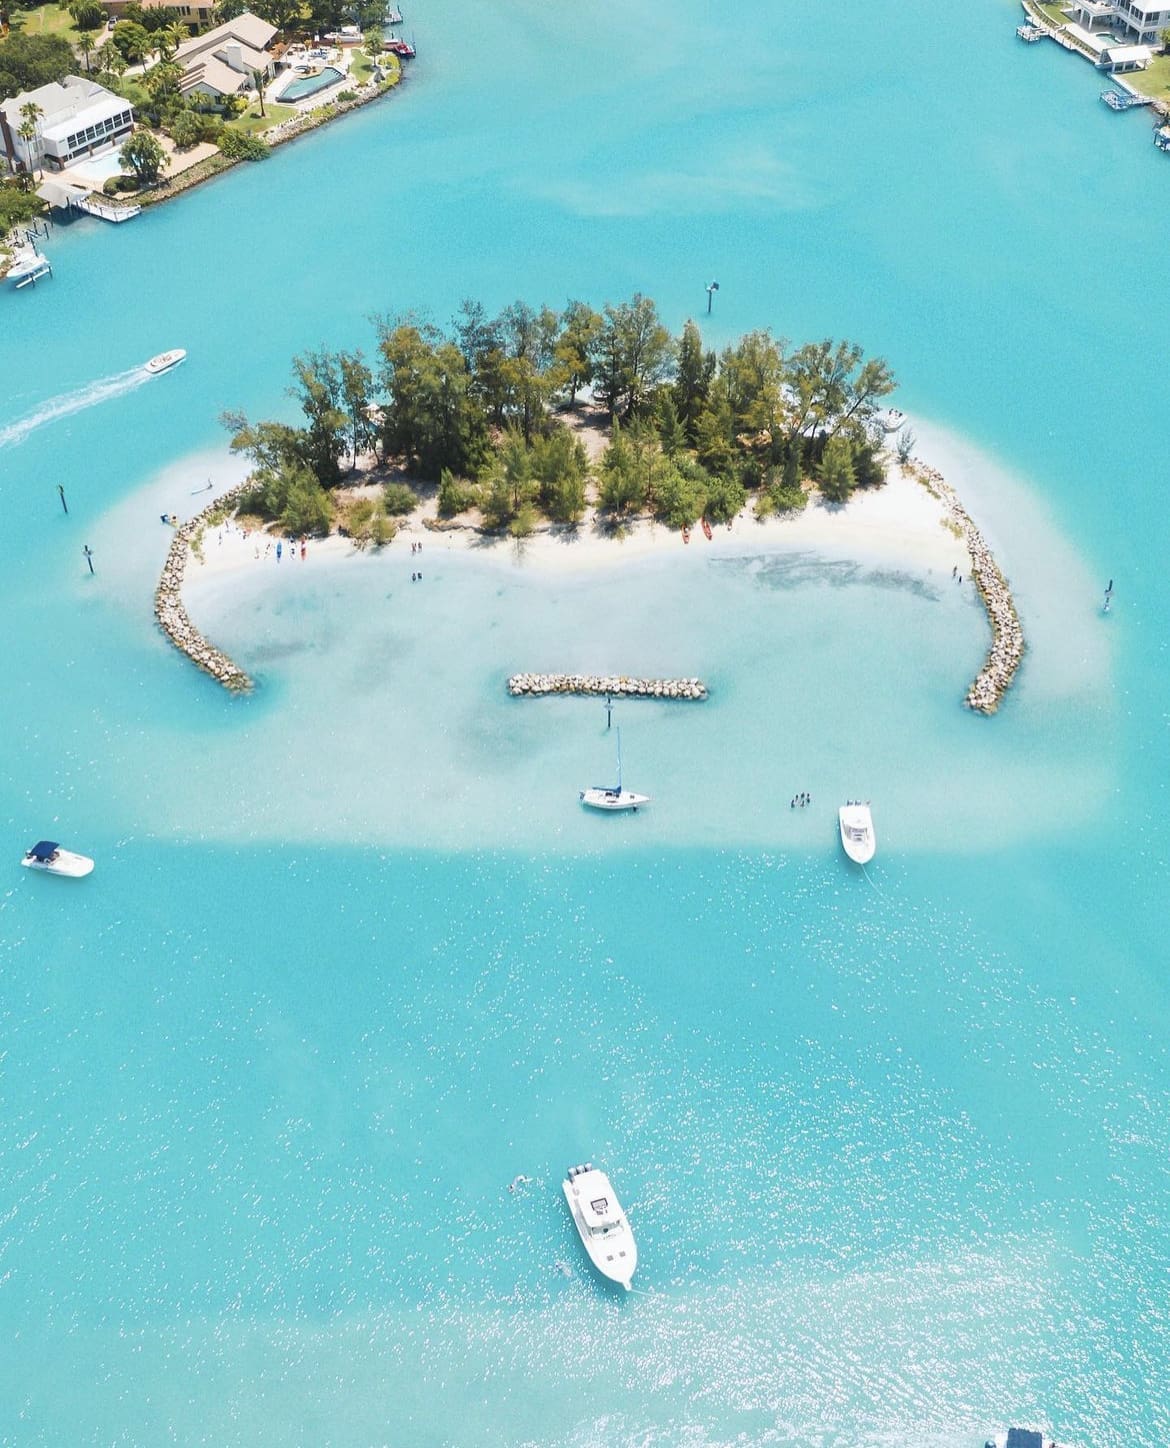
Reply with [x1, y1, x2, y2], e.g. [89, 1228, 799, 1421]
[531, 425, 589, 523]
[655, 392, 687, 459]
[0, 34, 75, 100]
[279, 465, 333, 535]
[703, 470, 747, 524]
[289, 350, 348, 487]
[95, 39, 127, 82]
[250, 0, 305, 34]
[818, 433, 856, 504]
[112, 20, 153, 64]
[0, 184, 44, 240]
[167, 108, 202, 148]
[142, 58, 182, 102]
[155, 20, 189, 58]
[337, 350, 374, 466]
[119, 128, 168, 184]
[437, 467, 476, 518]
[851, 437, 886, 490]
[17, 99, 43, 178]
[691, 401, 735, 477]
[251, 66, 267, 117]
[592, 293, 675, 419]
[70, 1, 104, 71]
[895, 426, 915, 466]
[377, 318, 488, 481]
[673, 318, 714, 441]
[597, 422, 643, 515]
[654, 459, 706, 529]
[551, 298, 602, 405]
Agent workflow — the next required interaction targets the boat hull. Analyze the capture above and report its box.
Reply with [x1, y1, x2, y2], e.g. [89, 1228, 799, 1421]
[838, 806, 876, 864]
[580, 788, 650, 811]
[562, 1167, 637, 1290]
[145, 349, 186, 375]
[21, 848, 94, 878]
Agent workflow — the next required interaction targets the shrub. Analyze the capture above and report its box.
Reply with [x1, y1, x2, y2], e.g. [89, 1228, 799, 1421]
[381, 482, 418, 515]
[102, 176, 122, 196]
[437, 467, 475, 518]
[167, 109, 203, 149]
[218, 128, 270, 161]
[337, 88, 357, 101]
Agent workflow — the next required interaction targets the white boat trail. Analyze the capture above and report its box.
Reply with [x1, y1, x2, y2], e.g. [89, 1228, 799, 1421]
[0, 367, 151, 449]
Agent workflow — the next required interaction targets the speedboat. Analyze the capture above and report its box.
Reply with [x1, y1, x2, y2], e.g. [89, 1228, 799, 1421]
[385, 36, 415, 56]
[562, 1162, 637, 1290]
[878, 407, 906, 433]
[144, 349, 186, 375]
[21, 840, 94, 877]
[580, 728, 650, 812]
[838, 801, 875, 864]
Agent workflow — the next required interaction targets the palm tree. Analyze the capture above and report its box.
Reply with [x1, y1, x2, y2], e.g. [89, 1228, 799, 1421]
[95, 40, 128, 83]
[251, 67, 267, 118]
[18, 101, 44, 180]
[155, 21, 189, 61]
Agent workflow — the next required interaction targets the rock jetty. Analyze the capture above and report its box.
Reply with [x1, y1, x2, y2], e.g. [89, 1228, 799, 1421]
[917, 463, 1025, 715]
[154, 483, 253, 693]
[507, 673, 707, 701]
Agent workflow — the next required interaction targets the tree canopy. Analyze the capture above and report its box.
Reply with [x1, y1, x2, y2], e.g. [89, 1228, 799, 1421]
[0, 33, 75, 101]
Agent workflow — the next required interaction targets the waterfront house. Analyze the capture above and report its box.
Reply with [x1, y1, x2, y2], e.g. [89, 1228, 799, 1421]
[0, 76, 134, 176]
[104, 0, 215, 30]
[174, 13, 278, 102]
[1068, 0, 1170, 44]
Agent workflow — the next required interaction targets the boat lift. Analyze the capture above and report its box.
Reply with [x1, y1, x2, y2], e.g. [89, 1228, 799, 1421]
[1100, 88, 1151, 110]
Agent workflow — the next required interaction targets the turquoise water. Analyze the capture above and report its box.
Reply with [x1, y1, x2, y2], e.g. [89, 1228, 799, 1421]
[277, 65, 346, 102]
[2, 0, 1170, 1443]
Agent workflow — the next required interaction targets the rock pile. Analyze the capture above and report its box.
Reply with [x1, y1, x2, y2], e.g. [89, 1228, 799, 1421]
[154, 483, 253, 693]
[917, 463, 1025, 715]
[507, 673, 707, 701]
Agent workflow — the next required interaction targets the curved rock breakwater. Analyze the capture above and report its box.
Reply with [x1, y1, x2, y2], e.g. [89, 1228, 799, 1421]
[508, 673, 708, 701]
[154, 483, 253, 693]
[917, 463, 1025, 715]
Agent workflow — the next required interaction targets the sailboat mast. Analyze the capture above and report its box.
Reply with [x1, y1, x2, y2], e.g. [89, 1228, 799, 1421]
[616, 727, 622, 793]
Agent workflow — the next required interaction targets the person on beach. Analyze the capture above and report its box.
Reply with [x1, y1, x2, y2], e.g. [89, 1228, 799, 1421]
[276, 541, 282, 562]
[301, 540, 307, 560]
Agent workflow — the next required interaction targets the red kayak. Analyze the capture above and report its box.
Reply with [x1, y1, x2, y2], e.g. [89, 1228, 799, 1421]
[701, 518, 713, 540]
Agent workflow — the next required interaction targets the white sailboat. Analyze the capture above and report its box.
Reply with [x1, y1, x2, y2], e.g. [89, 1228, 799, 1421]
[562, 1162, 638, 1290]
[21, 840, 94, 877]
[838, 801, 875, 864]
[579, 728, 650, 811]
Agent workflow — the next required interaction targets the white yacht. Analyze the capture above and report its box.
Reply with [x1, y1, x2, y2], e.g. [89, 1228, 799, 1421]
[562, 1162, 637, 1290]
[144, 349, 186, 375]
[580, 728, 650, 812]
[21, 840, 94, 878]
[838, 801, 875, 864]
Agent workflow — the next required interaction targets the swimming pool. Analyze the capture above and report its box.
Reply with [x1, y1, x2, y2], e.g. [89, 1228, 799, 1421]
[276, 65, 345, 102]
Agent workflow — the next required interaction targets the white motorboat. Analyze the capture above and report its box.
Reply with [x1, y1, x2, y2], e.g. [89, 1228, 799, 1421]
[580, 728, 650, 812]
[562, 1162, 637, 1290]
[21, 840, 94, 878]
[144, 349, 186, 375]
[838, 801, 875, 864]
[8, 247, 51, 287]
[878, 407, 906, 433]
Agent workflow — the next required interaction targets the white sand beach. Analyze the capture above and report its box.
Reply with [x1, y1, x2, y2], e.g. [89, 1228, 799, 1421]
[181, 459, 968, 595]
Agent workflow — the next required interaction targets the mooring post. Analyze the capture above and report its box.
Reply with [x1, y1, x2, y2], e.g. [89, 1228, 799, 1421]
[83, 544, 94, 575]
[57, 484, 68, 515]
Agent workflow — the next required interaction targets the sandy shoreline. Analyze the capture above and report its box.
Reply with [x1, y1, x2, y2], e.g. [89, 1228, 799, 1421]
[182, 460, 969, 594]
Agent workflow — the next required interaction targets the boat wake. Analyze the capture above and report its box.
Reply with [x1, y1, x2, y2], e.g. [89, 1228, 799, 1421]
[0, 367, 151, 449]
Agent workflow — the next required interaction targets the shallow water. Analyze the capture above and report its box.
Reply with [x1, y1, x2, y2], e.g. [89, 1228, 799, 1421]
[2, 0, 1170, 1444]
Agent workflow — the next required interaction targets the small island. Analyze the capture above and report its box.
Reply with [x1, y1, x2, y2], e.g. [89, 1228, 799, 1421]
[156, 294, 1024, 713]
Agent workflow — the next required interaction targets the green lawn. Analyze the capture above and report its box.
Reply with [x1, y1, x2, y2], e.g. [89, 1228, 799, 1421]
[349, 52, 375, 85]
[13, 3, 81, 43]
[1127, 52, 1170, 101]
[229, 103, 298, 135]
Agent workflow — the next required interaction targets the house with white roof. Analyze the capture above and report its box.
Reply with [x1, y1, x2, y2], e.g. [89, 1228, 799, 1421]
[0, 76, 135, 176]
[174, 13, 278, 102]
[1069, 0, 1170, 44]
